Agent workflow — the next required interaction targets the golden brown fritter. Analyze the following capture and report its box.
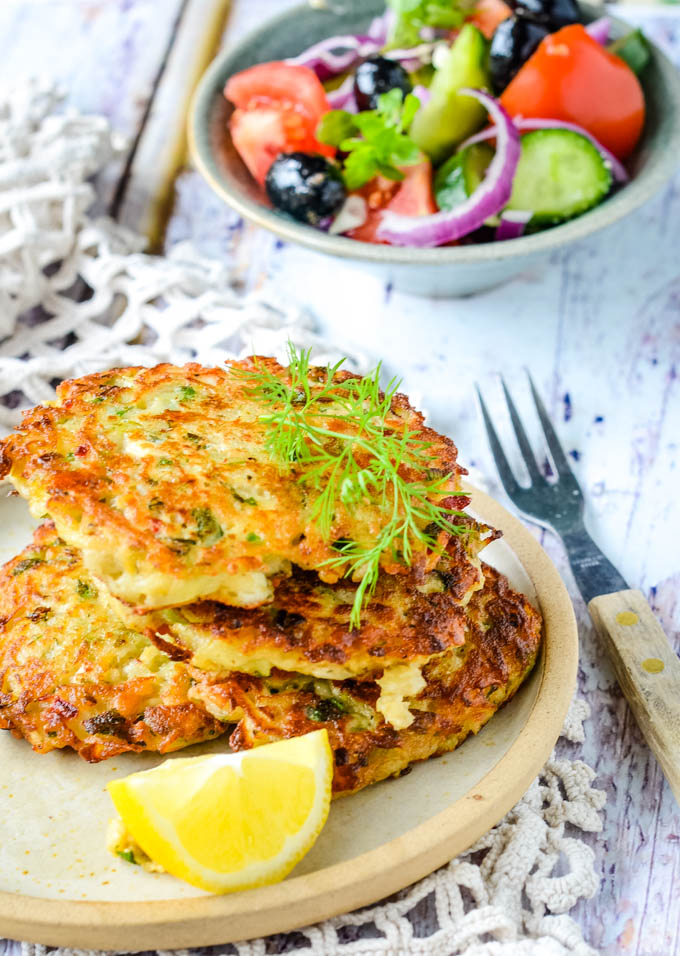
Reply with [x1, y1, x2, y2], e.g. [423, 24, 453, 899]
[0, 360, 470, 612]
[139, 519, 499, 683]
[1, 528, 541, 793]
[190, 564, 543, 796]
[0, 525, 226, 761]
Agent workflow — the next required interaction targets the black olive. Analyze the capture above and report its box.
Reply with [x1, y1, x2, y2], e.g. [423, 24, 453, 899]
[353, 56, 413, 112]
[506, 0, 581, 29]
[489, 15, 550, 94]
[265, 152, 346, 226]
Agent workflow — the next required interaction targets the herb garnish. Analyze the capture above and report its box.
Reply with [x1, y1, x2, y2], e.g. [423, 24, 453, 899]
[386, 0, 471, 48]
[317, 89, 421, 190]
[235, 344, 466, 628]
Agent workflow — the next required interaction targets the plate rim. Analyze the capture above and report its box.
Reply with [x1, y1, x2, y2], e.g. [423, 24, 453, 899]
[0, 484, 578, 950]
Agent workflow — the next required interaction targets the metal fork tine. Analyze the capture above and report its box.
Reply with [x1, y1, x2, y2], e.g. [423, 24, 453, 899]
[475, 385, 521, 497]
[527, 372, 576, 479]
[500, 377, 543, 484]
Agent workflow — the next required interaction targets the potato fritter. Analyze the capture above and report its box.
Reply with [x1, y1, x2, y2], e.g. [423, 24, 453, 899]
[0, 525, 226, 761]
[0, 360, 470, 612]
[190, 564, 543, 796]
[1, 530, 541, 793]
[139, 518, 499, 683]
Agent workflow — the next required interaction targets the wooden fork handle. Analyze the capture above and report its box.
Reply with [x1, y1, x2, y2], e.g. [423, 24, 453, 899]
[589, 589, 680, 803]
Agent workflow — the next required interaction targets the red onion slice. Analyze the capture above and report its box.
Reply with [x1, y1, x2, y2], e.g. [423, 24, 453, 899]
[376, 89, 521, 247]
[412, 84, 431, 106]
[385, 42, 439, 72]
[326, 74, 358, 111]
[586, 16, 611, 45]
[286, 15, 432, 82]
[461, 117, 629, 183]
[368, 9, 394, 43]
[495, 210, 532, 240]
[287, 34, 381, 81]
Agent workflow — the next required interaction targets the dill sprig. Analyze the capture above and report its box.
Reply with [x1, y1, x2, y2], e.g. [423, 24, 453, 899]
[235, 344, 467, 628]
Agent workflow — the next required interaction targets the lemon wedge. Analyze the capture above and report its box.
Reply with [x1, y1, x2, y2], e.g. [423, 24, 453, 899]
[106, 730, 333, 894]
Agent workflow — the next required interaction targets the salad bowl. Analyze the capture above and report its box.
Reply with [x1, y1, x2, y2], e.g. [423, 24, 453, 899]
[189, 0, 680, 297]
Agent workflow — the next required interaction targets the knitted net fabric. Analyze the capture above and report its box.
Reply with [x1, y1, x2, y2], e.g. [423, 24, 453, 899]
[0, 80, 369, 434]
[0, 82, 605, 956]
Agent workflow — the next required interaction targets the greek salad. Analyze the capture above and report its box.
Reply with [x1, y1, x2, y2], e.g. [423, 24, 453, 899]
[223, 0, 649, 247]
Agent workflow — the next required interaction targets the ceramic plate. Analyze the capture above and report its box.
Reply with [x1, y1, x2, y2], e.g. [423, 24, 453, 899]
[0, 483, 577, 950]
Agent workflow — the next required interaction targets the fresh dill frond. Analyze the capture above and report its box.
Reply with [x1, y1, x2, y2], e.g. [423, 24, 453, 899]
[234, 344, 467, 628]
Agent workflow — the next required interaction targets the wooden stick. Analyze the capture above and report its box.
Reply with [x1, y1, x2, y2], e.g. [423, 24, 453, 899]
[589, 589, 680, 803]
[116, 0, 232, 244]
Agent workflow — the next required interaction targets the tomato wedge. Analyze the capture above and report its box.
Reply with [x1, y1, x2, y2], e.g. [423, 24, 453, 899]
[348, 160, 437, 244]
[468, 0, 512, 40]
[225, 62, 334, 185]
[500, 24, 645, 160]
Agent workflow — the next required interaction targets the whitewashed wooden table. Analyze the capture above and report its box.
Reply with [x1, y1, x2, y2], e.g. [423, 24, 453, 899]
[1, 1, 679, 953]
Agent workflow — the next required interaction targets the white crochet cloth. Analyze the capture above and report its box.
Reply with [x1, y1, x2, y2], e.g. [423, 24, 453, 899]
[0, 81, 369, 435]
[0, 83, 605, 956]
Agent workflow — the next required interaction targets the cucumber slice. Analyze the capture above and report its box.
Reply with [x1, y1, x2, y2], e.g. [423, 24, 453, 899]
[462, 142, 494, 196]
[410, 25, 490, 164]
[434, 143, 494, 210]
[609, 29, 651, 75]
[506, 130, 613, 223]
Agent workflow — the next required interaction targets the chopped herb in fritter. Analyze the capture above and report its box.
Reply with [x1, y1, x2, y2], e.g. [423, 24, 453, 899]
[11, 556, 44, 576]
[231, 488, 258, 506]
[76, 580, 98, 600]
[306, 697, 350, 722]
[192, 507, 223, 542]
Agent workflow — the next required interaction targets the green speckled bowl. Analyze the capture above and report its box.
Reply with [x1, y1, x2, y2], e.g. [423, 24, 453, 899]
[189, 1, 680, 296]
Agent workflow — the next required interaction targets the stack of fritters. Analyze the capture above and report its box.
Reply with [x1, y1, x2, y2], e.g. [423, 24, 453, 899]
[0, 359, 542, 795]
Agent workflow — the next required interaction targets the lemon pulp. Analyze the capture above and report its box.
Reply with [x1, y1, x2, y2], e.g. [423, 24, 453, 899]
[107, 730, 333, 893]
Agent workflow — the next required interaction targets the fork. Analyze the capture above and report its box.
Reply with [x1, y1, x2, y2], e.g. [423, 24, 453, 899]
[476, 374, 680, 804]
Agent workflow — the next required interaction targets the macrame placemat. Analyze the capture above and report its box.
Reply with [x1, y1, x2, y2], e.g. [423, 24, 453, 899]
[0, 81, 605, 956]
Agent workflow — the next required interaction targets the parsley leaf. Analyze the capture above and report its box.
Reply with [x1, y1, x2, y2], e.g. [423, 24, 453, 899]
[317, 89, 422, 191]
[387, 0, 469, 48]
